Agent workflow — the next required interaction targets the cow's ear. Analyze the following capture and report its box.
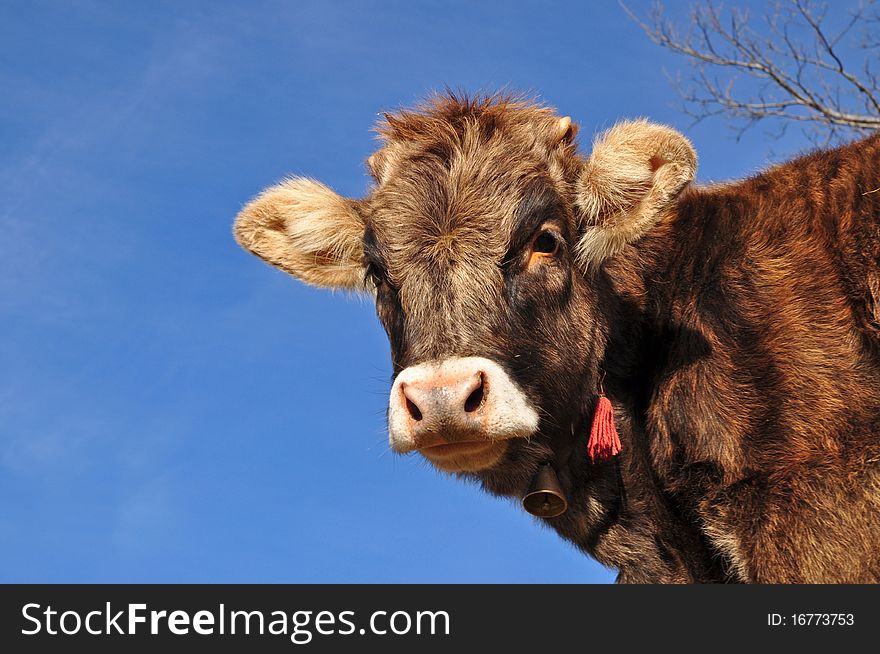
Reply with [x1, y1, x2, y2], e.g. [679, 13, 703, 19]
[574, 120, 696, 269]
[234, 178, 366, 290]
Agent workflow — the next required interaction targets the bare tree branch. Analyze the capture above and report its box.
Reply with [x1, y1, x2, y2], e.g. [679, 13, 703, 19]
[622, 0, 880, 143]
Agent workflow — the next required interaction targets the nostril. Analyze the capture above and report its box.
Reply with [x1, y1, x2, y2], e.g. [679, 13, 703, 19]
[405, 398, 423, 421]
[464, 373, 485, 413]
[400, 383, 424, 421]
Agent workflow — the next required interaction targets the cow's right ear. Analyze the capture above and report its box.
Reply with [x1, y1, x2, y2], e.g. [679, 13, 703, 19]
[234, 178, 366, 290]
[574, 120, 696, 269]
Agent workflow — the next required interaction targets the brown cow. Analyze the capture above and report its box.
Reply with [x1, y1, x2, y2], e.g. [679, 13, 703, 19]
[234, 93, 880, 583]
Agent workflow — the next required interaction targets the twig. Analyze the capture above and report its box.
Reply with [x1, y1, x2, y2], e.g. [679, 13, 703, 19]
[621, 0, 880, 142]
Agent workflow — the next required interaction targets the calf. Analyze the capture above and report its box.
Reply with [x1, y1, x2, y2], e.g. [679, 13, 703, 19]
[234, 93, 880, 583]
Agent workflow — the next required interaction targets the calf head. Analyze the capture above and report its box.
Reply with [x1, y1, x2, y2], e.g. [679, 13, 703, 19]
[235, 94, 695, 499]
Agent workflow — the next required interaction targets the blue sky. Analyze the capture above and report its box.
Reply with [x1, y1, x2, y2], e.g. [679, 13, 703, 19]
[1, 0, 816, 583]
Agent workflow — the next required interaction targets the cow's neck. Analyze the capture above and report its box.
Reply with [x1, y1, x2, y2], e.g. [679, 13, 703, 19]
[557, 207, 737, 582]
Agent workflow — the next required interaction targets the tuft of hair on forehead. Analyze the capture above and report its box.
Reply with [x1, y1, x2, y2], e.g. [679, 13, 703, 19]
[367, 91, 580, 185]
[374, 91, 566, 147]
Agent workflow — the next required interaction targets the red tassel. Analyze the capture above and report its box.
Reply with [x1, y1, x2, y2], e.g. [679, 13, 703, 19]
[588, 395, 622, 463]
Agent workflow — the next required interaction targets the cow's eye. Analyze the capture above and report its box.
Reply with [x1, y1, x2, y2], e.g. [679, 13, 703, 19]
[365, 263, 385, 289]
[533, 231, 558, 254]
[527, 229, 560, 268]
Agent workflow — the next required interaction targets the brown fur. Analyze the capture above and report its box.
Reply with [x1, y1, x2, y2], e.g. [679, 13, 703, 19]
[234, 92, 880, 583]
[621, 135, 880, 582]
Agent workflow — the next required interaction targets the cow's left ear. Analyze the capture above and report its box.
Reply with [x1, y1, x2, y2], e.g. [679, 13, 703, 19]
[574, 120, 696, 269]
[234, 178, 366, 290]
